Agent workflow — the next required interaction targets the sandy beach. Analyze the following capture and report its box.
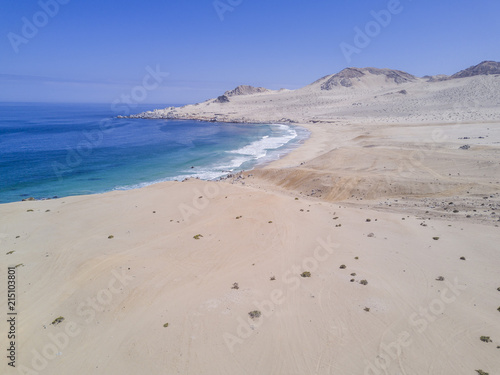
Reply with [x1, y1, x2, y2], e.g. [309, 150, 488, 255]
[2, 68, 500, 375]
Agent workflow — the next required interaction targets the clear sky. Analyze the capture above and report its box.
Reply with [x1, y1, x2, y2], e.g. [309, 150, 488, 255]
[1, 0, 499, 104]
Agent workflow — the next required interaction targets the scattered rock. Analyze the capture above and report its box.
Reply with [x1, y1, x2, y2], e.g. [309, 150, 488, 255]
[248, 310, 261, 319]
[51, 316, 64, 325]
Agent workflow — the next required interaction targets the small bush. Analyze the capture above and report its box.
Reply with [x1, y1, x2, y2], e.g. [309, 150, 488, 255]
[360, 279, 368, 285]
[476, 370, 489, 375]
[108, 235, 114, 239]
[270, 276, 276, 281]
[295, 198, 299, 200]
[300, 271, 311, 278]
[248, 310, 261, 319]
[350, 279, 355, 282]
[366, 219, 371, 222]
[231, 282, 239, 290]
[52, 316, 64, 325]
[350, 273, 356, 276]
[27, 209, 34, 212]
[480, 336, 492, 343]
[193, 234, 203, 240]
[436, 276, 444, 281]
[433, 237, 440, 240]
[15, 264, 24, 268]
[6, 251, 14, 255]
[460, 256, 466, 260]
[268, 221, 273, 223]
[339, 265, 346, 269]
[364, 307, 370, 312]
[163, 323, 169, 328]
[354, 256, 359, 260]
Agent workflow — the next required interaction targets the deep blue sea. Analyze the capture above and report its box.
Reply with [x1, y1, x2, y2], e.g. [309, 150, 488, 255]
[0, 102, 309, 203]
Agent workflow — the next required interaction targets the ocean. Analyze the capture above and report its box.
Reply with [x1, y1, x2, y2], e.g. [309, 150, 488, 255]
[0, 102, 309, 204]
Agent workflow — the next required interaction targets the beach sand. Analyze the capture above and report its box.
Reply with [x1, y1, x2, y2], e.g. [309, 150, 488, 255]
[2, 74, 500, 374]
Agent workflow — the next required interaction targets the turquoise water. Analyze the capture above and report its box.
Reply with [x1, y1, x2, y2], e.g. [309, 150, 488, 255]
[0, 103, 308, 203]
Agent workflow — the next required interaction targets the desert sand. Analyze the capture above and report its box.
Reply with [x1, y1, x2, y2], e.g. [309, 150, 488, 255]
[2, 64, 500, 375]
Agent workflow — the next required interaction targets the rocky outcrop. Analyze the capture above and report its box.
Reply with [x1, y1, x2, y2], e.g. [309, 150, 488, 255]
[423, 74, 449, 82]
[320, 68, 366, 89]
[364, 67, 416, 84]
[320, 67, 416, 90]
[451, 61, 500, 79]
[215, 95, 230, 103]
[223, 85, 270, 97]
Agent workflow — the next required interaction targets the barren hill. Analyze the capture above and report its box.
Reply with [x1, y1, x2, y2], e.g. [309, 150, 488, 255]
[451, 60, 500, 79]
[315, 67, 416, 89]
[224, 85, 270, 96]
[129, 61, 500, 125]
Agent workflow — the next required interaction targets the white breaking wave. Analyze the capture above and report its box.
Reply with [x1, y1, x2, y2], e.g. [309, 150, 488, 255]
[168, 125, 299, 182]
[114, 124, 303, 190]
[228, 124, 297, 158]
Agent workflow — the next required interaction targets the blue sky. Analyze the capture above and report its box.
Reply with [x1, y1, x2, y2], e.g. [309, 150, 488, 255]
[1, 0, 499, 104]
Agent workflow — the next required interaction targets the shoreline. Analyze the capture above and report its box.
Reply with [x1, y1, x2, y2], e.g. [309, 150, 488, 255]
[2, 117, 500, 374]
[4, 119, 500, 228]
[2, 75, 500, 373]
[0, 120, 309, 205]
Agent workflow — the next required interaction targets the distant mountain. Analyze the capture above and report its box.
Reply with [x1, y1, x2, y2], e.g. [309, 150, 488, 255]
[423, 74, 449, 82]
[215, 62, 500, 99]
[128, 60, 500, 124]
[224, 85, 270, 96]
[451, 61, 500, 79]
[318, 67, 416, 90]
